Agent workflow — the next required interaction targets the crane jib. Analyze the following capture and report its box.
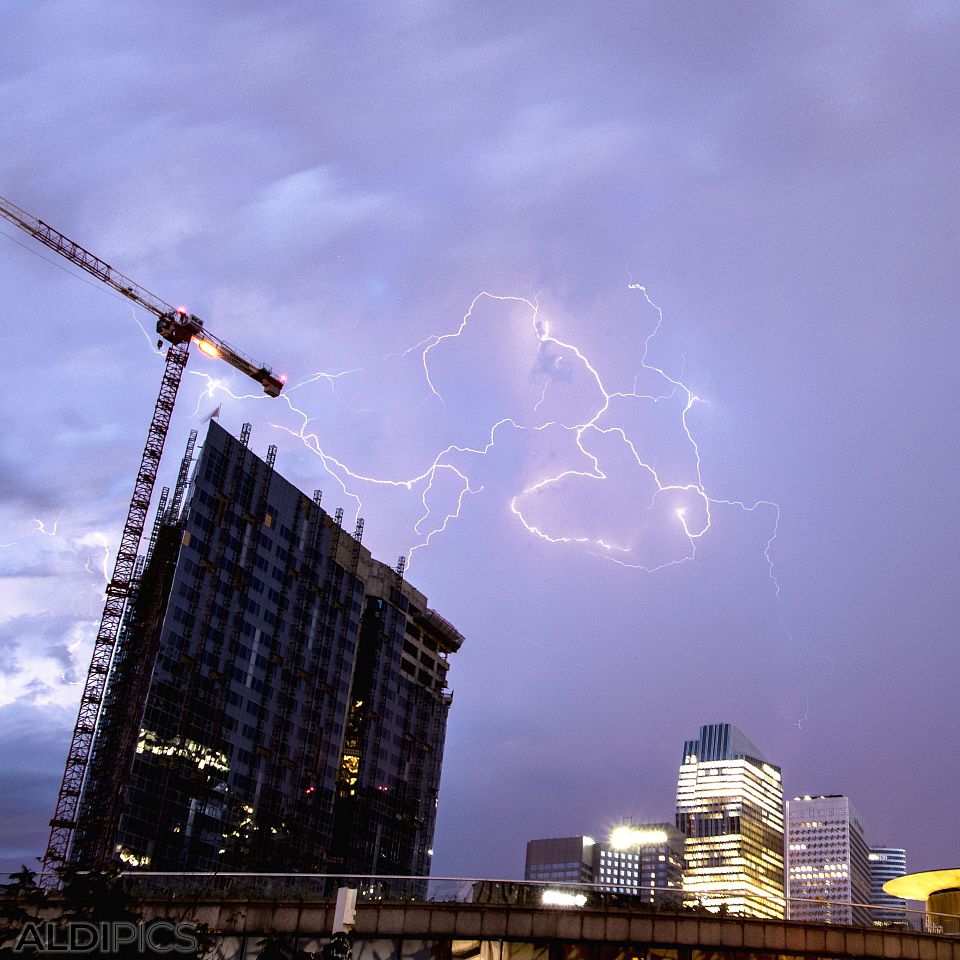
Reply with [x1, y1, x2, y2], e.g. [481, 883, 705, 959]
[1, 195, 284, 399]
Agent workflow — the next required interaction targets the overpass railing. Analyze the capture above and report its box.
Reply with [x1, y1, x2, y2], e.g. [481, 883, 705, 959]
[117, 873, 960, 935]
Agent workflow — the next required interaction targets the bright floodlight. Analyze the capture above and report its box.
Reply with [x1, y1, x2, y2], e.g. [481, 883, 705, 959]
[193, 337, 220, 360]
[610, 826, 669, 849]
[542, 889, 587, 907]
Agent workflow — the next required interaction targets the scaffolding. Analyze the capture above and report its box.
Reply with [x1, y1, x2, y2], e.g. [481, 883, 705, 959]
[67, 423, 462, 879]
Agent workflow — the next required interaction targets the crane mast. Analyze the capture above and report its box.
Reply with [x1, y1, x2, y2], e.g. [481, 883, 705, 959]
[0, 196, 285, 886]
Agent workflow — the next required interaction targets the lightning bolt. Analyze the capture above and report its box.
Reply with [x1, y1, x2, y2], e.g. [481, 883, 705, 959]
[286, 367, 372, 414]
[0, 513, 116, 704]
[187, 284, 781, 591]
[83, 544, 110, 586]
[129, 306, 164, 356]
[32, 517, 60, 537]
[409, 464, 483, 563]
[190, 372, 254, 417]
[779, 617, 836, 729]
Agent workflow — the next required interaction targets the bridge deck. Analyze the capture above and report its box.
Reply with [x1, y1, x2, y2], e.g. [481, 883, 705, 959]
[136, 898, 960, 960]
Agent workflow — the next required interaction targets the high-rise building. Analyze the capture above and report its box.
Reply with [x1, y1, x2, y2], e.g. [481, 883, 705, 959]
[675, 723, 785, 919]
[525, 836, 595, 884]
[785, 795, 872, 925]
[72, 421, 463, 878]
[869, 847, 908, 926]
[524, 824, 684, 905]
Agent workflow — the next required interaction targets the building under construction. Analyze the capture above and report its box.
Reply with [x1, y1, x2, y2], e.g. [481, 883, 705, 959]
[70, 420, 463, 877]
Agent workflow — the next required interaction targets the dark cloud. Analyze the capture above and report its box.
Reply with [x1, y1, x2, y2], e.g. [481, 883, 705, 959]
[0, 468, 61, 514]
[0, 612, 82, 675]
[0, 704, 71, 876]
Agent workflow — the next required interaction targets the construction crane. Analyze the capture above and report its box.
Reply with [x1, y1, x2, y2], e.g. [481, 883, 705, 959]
[0, 195, 285, 886]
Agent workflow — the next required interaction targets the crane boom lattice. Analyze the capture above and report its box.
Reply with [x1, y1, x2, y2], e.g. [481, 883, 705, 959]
[0, 196, 175, 318]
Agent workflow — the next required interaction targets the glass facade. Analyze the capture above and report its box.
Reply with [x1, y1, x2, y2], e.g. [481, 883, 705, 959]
[868, 847, 907, 926]
[675, 724, 785, 919]
[525, 837, 596, 884]
[73, 421, 462, 876]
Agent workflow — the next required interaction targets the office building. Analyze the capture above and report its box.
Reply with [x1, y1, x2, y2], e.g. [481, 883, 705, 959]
[785, 795, 872, 925]
[869, 847, 908, 926]
[595, 823, 685, 903]
[525, 824, 685, 905]
[525, 836, 595, 884]
[72, 421, 463, 877]
[676, 723, 785, 919]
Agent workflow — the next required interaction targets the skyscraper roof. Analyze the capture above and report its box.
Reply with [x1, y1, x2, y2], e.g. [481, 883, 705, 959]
[683, 722, 770, 765]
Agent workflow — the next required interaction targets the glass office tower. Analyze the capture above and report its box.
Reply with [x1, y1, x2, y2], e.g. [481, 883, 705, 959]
[869, 847, 908, 926]
[676, 723, 785, 918]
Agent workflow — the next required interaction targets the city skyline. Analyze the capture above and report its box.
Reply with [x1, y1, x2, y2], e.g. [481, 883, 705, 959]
[1, 2, 958, 881]
[522, 787, 907, 924]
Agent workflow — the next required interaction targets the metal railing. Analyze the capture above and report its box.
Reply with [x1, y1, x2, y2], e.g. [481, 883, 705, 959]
[117, 873, 960, 934]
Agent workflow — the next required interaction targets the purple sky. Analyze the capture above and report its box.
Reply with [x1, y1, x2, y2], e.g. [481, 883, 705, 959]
[1, 1, 958, 880]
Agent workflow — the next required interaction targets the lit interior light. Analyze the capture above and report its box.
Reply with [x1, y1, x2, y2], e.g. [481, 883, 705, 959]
[542, 890, 587, 907]
[137, 729, 229, 772]
[116, 844, 151, 868]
